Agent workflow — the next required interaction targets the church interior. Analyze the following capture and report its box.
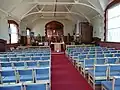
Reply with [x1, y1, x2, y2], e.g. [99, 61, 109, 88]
[0, 0, 120, 90]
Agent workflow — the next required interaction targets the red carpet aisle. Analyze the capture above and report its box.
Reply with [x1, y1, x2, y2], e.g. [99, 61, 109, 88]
[51, 54, 93, 90]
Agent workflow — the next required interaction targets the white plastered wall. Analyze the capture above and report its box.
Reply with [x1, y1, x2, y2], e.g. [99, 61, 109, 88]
[31, 19, 75, 36]
[0, 11, 9, 43]
[91, 15, 104, 41]
[20, 21, 28, 36]
[0, 11, 21, 43]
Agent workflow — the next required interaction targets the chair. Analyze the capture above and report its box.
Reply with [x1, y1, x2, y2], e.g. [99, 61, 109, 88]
[0, 57, 9, 62]
[39, 61, 49, 67]
[110, 50, 117, 53]
[26, 61, 37, 68]
[34, 53, 42, 56]
[107, 58, 118, 64]
[25, 54, 33, 57]
[0, 70, 17, 83]
[82, 52, 88, 54]
[112, 77, 120, 90]
[114, 53, 120, 57]
[13, 62, 25, 69]
[73, 52, 81, 57]
[101, 77, 120, 90]
[89, 52, 95, 54]
[0, 54, 7, 57]
[17, 54, 25, 57]
[101, 81, 112, 90]
[82, 59, 94, 68]
[0, 84, 22, 90]
[11, 57, 20, 62]
[25, 83, 47, 90]
[8, 54, 16, 57]
[109, 64, 120, 79]
[81, 59, 94, 76]
[104, 51, 110, 54]
[41, 57, 50, 61]
[1, 63, 13, 70]
[104, 54, 113, 57]
[96, 58, 106, 64]
[21, 57, 30, 61]
[96, 54, 104, 58]
[1, 62, 12, 67]
[88, 65, 108, 89]
[31, 57, 41, 61]
[96, 52, 103, 54]
[87, 54, 95, 58]
[43, 53, 50, 56]
[35, 68, 49, 81]
[108, 48, 115, 50]
[78, 54, 86, 60]
[17, 69, 34, 82]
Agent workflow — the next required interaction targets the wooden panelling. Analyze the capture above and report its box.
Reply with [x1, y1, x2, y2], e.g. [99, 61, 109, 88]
[0, 39, 7, 52]
[20, 36, 27, 46]
[81, 22, 93, 43]
[99, 42, 120, 49]
[7, 43, 19, 50]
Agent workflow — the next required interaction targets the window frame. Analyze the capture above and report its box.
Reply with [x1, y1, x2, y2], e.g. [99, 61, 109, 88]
[105, 0, 120, 42]
[8, 20, 19, 44]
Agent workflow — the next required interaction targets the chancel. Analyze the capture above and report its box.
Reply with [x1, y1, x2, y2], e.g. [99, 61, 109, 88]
[0, 0, 120, 90]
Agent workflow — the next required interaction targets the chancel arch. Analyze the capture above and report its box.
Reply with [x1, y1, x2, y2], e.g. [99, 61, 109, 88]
[45, 21, 64, 43]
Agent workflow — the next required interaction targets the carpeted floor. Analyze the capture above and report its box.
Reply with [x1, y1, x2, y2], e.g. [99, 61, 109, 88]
[51, 54, 93, 90]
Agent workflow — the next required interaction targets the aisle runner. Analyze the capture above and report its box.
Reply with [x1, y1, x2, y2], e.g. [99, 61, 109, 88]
[51, 54, 93, 90]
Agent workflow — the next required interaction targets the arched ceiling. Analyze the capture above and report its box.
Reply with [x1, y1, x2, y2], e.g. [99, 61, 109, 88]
[0, 0, 111, 25]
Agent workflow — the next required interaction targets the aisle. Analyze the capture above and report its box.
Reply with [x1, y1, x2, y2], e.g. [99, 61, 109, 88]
[51, 54, 93, 90]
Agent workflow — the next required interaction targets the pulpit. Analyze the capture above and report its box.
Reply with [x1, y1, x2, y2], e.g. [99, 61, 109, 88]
[51, 42, 64, 52]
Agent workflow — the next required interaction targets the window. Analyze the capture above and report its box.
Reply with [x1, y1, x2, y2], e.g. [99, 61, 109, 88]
[27, 29, 30, 36]
[106, 3, 120, 42]
[26, 28, 31, 45]
[8, 21, 19, 44]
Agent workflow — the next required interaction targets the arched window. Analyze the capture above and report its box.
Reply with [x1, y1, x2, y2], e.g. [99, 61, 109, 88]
[8, 20, 19, 44]
[106, 1, 120, 42]
[26, 28, 31, 45]
[26, 28, 30, 36]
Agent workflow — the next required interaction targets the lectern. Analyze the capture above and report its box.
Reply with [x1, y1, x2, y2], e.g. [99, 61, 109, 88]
[51, 42, 64, 52]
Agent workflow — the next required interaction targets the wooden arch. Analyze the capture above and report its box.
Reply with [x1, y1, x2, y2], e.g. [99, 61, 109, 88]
[45, 21, 64, 42]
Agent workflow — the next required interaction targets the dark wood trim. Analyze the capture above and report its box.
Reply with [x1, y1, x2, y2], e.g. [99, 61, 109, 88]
[6, 43, 19, 50]
[45, 21, 64, 28]
[106, 0, 120, 10]
[8, 20, 19, 27]
[98, 41, 120, 50]
[104, 9, 107, 41]
[54, 0, 57, 17]
[0, 39, 7, 52]
[104, 0, 120, 41]
[26, 27, 31, 31]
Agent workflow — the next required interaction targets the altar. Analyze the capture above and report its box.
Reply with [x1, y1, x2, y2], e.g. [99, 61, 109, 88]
[51, 42, 64, 52]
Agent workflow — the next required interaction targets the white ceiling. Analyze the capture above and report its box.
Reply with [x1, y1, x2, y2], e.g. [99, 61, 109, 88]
[0, 0, 111, 25]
